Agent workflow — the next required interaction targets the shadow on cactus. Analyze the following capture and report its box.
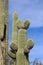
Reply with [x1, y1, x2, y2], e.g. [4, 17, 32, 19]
[8, 12, 34, 65]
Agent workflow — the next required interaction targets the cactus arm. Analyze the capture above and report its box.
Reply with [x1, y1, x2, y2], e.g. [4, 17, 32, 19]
[17, 20, 30, 29]
[23, 20, 30, 29]
[24, 45, 30, 53]
[27, 40, 34, 49]
[24, 40, 34, 53]
[17, 20, 23, 29]
[10, 43, 18, 51]
[12, 12, 18, 43]
[8, 12, 18, 65]
[8, 50, 16, 59]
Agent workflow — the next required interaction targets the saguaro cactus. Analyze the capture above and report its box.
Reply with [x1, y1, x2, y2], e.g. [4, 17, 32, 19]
[16, 20, 34, 65]
[0, 0, 8, 65]
[8, 13, 34, 65]
[8, 12, 18, 65]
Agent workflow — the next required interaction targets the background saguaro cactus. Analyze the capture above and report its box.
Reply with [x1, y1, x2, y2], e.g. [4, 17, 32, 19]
[8, 12, 18, 65]
[8, 12, 34, 65]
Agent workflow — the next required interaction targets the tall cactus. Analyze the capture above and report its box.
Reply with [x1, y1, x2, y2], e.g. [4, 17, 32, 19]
[12, 12, 18, 43]
[16, 20, 34, 65]
[8, 13, 34, 65]
[0, 0, 8, 65]
[8, 12, 18, 65]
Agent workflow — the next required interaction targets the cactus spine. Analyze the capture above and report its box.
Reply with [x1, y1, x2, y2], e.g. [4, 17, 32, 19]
[8, 13, 34, 65]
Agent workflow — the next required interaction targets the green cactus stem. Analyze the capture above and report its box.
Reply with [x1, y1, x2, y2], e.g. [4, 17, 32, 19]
[16, 29, 29, 65]
[16, 20, 34, 65]
[8, 12, 18, 65]
[12, 12, 18, 43]
[8, 12, 34, 65]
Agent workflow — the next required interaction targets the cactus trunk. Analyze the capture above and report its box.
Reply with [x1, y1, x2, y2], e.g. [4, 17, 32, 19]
[0, 0, 8, 65]
[16, 29, 29, 65]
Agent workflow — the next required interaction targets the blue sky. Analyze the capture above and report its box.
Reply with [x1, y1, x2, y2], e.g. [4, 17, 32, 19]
[8, 0, 43, 27]
[27, 27, 43, 63]
[8, 0, 43, 63]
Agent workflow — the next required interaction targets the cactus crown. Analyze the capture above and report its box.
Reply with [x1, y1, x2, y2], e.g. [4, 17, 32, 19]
[13, 12, 18, 21]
